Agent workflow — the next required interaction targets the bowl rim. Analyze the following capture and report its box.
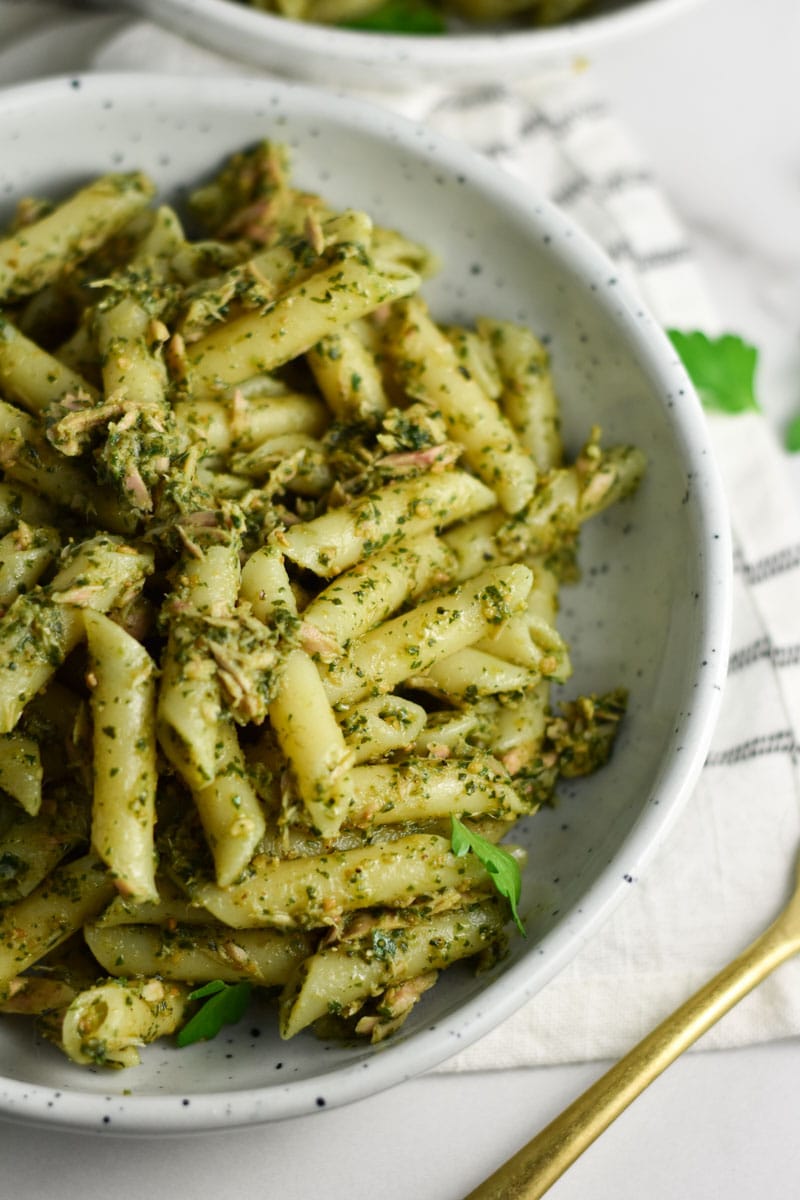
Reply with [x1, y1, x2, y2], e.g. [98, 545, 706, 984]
[119, 0, 703, 69]
[0, 71, 731, 1135]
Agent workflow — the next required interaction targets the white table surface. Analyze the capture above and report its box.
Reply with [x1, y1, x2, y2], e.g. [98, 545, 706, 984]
[1, 0, 800, 1195]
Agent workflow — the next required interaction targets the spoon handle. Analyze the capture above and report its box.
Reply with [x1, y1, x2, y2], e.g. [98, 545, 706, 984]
[465, 914, 800, 1200]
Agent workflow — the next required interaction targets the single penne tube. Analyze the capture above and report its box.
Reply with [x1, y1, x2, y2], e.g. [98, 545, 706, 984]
[0, 791, 88, 905]
[240, 542, 299, 627]
[268, 648, 356, 838]
[0, 596, 82, 732]
[55, 977, 190, 1069]
[0, 853, 115, 997]
[0, 316, 99, 415]
[301, 533, 454, 653]
[186, 254, 420, 400]
[128, 204, 186, 276]
[0, 535, 153, 734]
[279, 899, 506, 1038]
[278, 469, 496, 578]
[241, 544, 353, 835]
[95, 295, 168, 411]
[306, 325, 389, 422]
[85, 921, 316, 986]
[444, 325, 503, 399]
[85, 610, 158, 904]
[475, 611, 571, 681]
[94, 877, 211, 927]
[0, 171, 156, 302]
[0, 732, 43, 815]
[0, 401, 137, 535]
[0, 481, 57, 534]
[157, 534, 241, 789]
[477, 317, 563, 470]
[0, 523, 60, 612]
[191, 717, 267, 887]
[346, 754, 526, 826]
[322, 563, 533, 707]
[174, 390, 329, 455]
[391, 298, 537, 514]
[407, 647, 537, 701]
[191, 833, 491, 930]
[339, 695, 428, 764]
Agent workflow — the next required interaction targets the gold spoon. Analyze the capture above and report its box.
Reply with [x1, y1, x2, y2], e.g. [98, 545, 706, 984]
[466, 852, 800, 1200]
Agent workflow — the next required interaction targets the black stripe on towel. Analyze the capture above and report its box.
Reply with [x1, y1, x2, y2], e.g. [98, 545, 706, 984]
[552, 167, 654, 208]
[734, 544, 800, 586]
[518, 101, 606, 139]
[603, 241, 692, 272]
[705, 730, 797, 767]
[727, 637, 800, 673]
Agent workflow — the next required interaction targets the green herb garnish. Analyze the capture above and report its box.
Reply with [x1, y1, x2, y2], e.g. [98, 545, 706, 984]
[176, 980, 252, 1047]
[450, 816, 525, 936]
[340, 0, 446, 34]
[667, 330, 760, 415]
[785, 414, 800, 454]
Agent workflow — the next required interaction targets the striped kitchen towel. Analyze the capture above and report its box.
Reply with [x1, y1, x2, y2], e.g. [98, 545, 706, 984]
[9, 6, 800, 1066]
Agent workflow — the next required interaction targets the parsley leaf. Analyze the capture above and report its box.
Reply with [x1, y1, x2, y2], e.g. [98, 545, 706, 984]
[450, 816, 526, 937]
[339, 0, 446, 34]
[785, 414, 800, 454]
[667, 330, 760, 415]
[176, 980, 252, 1047]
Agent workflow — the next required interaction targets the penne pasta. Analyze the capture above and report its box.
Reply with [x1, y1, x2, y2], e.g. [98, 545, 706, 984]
[279, 899, 506, 1038]
[0, 140, 640, 1066]
[301, 531, 454, 652]
[322, 563, 533, 706]
[85, 611, 159, 904]
[0, 535, 153, 734]
[85, 921, 315, 987]
[278, 470, 496, 578]
[0, 172, 156, 302]
[186, 253, 420, 400]
[391, 297, 538, 514]
[190, 833, 492, 930]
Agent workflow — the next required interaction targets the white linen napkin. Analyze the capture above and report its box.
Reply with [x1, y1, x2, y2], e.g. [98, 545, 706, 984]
[10, 9, 800, 1069]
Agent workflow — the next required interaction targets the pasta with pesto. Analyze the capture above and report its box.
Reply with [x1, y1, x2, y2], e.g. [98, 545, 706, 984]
[238, 0, 595, 34]
[0, 139, 643, 1068]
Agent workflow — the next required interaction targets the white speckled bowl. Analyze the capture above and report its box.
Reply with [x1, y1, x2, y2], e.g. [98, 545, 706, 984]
[115, 0, 703, 90]
[0, 74, 729, 1134]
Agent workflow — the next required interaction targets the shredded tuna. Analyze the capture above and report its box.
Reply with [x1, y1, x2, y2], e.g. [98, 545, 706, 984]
[299, 621, 341, 659]
[123, 467, 153, 512]
[375, 442, 461, 476]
